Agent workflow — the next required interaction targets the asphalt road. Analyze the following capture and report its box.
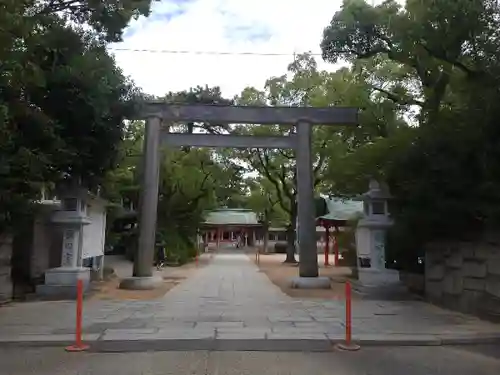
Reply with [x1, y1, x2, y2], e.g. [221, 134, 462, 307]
[1, 345, 499, 375]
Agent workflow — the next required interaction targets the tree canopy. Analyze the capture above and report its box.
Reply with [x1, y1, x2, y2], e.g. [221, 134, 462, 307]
[0, 0, 147, 233]
[320, 0, 500, 269]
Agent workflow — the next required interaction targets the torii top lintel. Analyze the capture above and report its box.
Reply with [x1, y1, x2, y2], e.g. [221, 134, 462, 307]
[134, 102, 358, 125]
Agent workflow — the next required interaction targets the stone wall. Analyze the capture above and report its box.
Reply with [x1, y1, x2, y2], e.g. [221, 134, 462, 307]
[0, 234, 13, 303]
[425, 236, 500, 321]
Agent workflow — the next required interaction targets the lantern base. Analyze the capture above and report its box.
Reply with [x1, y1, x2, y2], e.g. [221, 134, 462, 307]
[36, 267, 90, 299]
[119, 275, 164, 290]
[290, 276, 331, 289]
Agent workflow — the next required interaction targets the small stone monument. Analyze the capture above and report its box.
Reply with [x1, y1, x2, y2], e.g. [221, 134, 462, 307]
[36, 187, 92, 298]
[355, 179, 399, 287]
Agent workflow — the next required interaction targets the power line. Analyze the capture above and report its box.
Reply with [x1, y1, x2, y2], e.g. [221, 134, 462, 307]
[107, 47, 323, 57]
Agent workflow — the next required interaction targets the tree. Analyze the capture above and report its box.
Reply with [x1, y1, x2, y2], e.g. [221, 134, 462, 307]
[0, 18, 139, 233]
[161, 86, 247, 207]
[233, 54, 366, 262]
[231, 53, 407, 265]
[104, 87, 250, 262]
[155, 147, 217, 261]
[243, 177, 288, 227]
[320, 0, 500, 270]
[320, 0, 498, 125]
[27, 0, 154, 42]
[163, 85, 233, 136]
[101, 120, 144, 206]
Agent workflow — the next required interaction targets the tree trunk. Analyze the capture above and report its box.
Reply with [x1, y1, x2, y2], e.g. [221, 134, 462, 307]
[263, 224, 269, 253]
[283, 207, 297, 263]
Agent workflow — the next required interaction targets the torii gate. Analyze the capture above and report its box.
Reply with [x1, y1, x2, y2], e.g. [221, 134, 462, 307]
[120, 103, 357, 289]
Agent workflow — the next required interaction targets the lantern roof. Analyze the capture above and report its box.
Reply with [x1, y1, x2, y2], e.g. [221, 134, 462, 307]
[361, 179, 392, 200]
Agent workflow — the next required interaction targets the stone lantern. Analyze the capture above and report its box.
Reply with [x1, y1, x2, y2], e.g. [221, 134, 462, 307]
[355, 179, 399, 287]
[37, 187, 92, 297]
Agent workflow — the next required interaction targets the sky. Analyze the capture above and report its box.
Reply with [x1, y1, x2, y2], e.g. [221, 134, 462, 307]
[108, 0, 346, 99]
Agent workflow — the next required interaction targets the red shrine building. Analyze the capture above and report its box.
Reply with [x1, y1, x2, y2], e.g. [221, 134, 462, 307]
[201, 199, 362, 262]
[201, 208, 262, 248]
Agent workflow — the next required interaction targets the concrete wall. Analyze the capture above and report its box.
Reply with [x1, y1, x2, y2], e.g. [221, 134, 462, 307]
[31, 216, 52, 281]
[425, 236, 500, 321]
[0, 234, 13, 303]
[82, 202, 106, 259]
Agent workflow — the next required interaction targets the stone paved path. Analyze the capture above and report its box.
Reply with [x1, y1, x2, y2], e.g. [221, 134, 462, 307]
[1, 251, 500, 349]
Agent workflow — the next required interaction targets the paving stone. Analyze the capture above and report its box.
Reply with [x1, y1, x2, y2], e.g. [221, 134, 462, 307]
[0, 326, 55, 334]
[216, 328, 269, 339]
[90, 316, 132, 324]
[195, 322, 245, 329]
[146, 322, 196, 329]
[0, 333, 100, 342]
[266, 333, 329, 340]
[153, 329, 216, 339]
[271, 327, 330, 335]
[100, 328, 159, 341]
[269, 316, 314, 322]
[2, 251, 500, 345]
[245, 321, 294, 329]
[293, 322, 336, 328]
[313, 317, 344, 323]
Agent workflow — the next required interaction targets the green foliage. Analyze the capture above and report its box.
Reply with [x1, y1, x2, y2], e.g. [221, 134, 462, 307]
[385, 75, 500, 266]
[104, 87, 248, 261]
[321, 0, 499, 123]
[27, 0, 154, 42]
[227, 52, 406, 262]
[161, 86, 247, 207]
[320, 0, 500, 271]
[242, 177, 288, 227]
[27, 24, 139, 186]
[101, 121, 144, 205]
[0, 6, 140, 233]
[157, 229, 197, 265]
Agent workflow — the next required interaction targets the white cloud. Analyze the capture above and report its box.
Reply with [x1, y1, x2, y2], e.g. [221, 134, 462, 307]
[109, 0, 344, 98]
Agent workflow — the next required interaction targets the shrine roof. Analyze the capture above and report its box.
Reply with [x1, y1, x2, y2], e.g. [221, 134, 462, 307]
[316, 197, 363, 224]
[204, 208, 260, 226]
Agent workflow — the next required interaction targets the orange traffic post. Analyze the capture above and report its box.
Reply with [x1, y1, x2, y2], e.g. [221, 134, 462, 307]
[335, 280, 360, 351]
[65, 279, 89, 352]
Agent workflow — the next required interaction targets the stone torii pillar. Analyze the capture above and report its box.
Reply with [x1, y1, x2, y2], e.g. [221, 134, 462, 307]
[120, 116, 163, 289]
[295, 121, 319, 278]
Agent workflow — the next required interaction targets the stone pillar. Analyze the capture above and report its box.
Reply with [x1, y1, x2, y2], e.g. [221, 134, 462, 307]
[61, 227, 80, 267]
[263, 226, 269, 253]
[97, 255, 104, 280]
[324, 224, 330, 266]
[133, 116, 161, 278]
[296, 121, 318, 277]
[0, 235, 13, 304]
[334, 226, 340, 266]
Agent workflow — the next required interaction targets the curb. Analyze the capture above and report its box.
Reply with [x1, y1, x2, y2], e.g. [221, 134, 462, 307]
[1, 335, 500, 351]
[439, 333, 500, 345]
